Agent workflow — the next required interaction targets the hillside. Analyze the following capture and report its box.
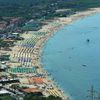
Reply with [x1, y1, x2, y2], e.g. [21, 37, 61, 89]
[0, 0, 100, 18]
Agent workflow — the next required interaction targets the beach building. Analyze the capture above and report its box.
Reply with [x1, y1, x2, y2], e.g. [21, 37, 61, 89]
[0, 34, 7, 39]
[19, 77, 45, 85]
[22, 88, 40, 93]
[0, 64, 7, 72]
[10, 17, 24, 26]
[0, 79, 19, 84]
[0, 89, 10, 96]
[3, 39, 15, 42]
[0, 33, 18, 39]
[8, 67, 37, 74]
[0, 21, 7, 31]
[12, 32, 20, 35]
[21, 88, 43, 96]
[28, 77, 44, 84]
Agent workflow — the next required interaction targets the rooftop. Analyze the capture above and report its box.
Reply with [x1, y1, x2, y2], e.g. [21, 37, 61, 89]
[22, 88, 41, 93]
[0, 89, 10, 94]
[28, 77, 44, 84]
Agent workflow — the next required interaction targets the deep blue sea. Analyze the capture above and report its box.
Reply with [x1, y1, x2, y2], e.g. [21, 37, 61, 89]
[41, 13, 100, 100]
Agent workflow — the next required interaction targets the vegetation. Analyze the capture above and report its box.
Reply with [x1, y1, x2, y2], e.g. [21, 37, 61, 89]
[0, 0, 100, 19]
[0, 0, 100, 32]
[0, 95, 14, 100]
[0, 95, 62, 100]
[24, 94, 62, 100]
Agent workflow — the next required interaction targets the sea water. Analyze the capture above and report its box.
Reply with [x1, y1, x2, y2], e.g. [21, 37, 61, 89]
[41, 13, 100, 100]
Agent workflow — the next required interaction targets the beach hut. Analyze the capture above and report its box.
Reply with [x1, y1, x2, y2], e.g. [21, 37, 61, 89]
[12, 33, 20, 35]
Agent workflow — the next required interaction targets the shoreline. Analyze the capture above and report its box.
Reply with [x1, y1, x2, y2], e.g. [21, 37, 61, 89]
[9, 7, 100, 100]
[33, 7, 100, 100]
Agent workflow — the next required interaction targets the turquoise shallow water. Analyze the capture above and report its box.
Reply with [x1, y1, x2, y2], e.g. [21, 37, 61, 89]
[41, 13, 100, 100]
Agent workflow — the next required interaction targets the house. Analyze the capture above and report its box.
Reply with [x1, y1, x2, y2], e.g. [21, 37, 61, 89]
[10, 17, 24, 26]
[0, 89, 10, 96]
[0, 34, 7, 39]
[28, 77, 44, 84]
[0, 21, 7, 30]
[21, 88, 43, 96]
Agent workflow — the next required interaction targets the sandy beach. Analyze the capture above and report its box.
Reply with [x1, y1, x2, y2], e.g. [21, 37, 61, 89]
[9, 7, 100, 100]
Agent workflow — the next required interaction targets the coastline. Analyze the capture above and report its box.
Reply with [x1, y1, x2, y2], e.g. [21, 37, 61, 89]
[10, 7, 100, 100]
[33, 7, 100, 99]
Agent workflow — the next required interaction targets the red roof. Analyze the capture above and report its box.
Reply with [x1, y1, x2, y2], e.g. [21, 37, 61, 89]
[22, 88, 40, 93]
[28, 77, 44, 84]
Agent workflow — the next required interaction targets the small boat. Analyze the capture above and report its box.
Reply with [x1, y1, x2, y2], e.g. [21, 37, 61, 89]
[82, 64, 87, 67]
[86, 39, 90, 43]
